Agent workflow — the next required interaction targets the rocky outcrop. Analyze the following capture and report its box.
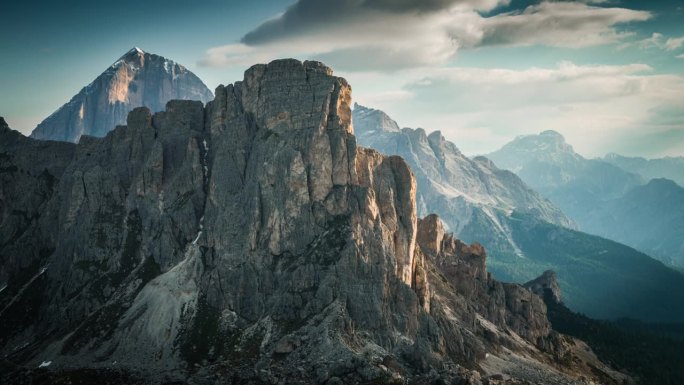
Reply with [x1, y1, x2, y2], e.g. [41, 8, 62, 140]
[352, 104, 576, 275]
[416, 214, 550, 345]
[354, 105, 684, 324]
[30, 47, 213, 143]
[485, 130, 643, 235]
[525, 270, 562, 304]
[1, 60, 625, 384]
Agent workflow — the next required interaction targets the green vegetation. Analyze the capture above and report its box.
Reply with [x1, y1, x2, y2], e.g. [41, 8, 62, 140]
[544, 292, 684, 385]
[485, 212, 684, 322]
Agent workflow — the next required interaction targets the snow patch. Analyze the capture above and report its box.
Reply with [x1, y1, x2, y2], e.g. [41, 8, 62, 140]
[482, 207, 524, 257]
[38, 361, 52, 368]
[0, 265, 49, 318]
[192, 230, 202, 245]
[201, 139, 209, 178]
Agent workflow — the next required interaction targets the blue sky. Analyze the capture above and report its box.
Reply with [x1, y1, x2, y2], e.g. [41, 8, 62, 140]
[1, 0, 683, 157]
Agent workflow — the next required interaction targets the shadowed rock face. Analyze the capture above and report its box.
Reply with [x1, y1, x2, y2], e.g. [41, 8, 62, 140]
[1, 60, 624, 384]
[525, 270, 563, 305]
[30, 47, 213, 143]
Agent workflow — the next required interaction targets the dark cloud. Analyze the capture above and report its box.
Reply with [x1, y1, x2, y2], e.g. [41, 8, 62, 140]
[241, 0, 506, 45]
[242, 0, 358, 45]
[365, 0, 491, 12]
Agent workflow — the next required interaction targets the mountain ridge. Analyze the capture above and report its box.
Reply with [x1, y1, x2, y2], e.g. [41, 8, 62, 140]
[353, 104, 684, 322]
[488, 130, 684, 267]
[30, 47, 213, 143]
[0, 59, 625, 384]
[601, 152, 684, 187]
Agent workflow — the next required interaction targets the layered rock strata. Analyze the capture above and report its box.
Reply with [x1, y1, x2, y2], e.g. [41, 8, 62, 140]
[1, 60, 623, 384]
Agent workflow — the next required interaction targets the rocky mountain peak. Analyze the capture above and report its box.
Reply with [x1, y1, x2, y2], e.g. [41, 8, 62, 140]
[352, 103, 400, 134]
[525, 270, 563, 304]
[30, 48, 213, 143]
[539, 129, 565, 140]
[1, 59, 628, 384]
[507, 130, 576, 157]
[110, 46, 147, 69]
[416, 214, 446, 255]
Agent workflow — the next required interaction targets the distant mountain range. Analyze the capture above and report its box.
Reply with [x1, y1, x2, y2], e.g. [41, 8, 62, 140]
[2, 52, 684, 383]
[7, 47, 684, 321]
[602, 153, 684, 187]
[582, 178, 684, 266]
[353, 104, 575, 252]
[30, 47, 213, 143]
[488, 131, 684, 267]
[353, 105, 684, 322]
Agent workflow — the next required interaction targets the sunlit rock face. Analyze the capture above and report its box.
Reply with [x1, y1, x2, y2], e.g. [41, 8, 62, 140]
[30, 47, 213, 143]
[1, 60, 626, 384]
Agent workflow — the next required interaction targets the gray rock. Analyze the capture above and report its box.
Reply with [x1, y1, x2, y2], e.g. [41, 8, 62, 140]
[30, 47, 213, 143]
[524, 270, 562, 304]
[0, 60, 625, 385]
[352, 103, 576, 273]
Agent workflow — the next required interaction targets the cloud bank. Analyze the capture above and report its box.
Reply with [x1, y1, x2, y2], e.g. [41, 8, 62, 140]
[196, 0, 682, 158]
[201, 0, 651, 71]
[360, 62, 684, 157]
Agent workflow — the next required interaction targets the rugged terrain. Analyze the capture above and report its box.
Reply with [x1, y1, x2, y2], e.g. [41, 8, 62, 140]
[353, 104, 575, 255]
[1, 60, 623, 384]
[30, 47, 213, 143]
[602, 153, 684, 187]
[353, 105, 684, 322]
[488, 131, 684, 268]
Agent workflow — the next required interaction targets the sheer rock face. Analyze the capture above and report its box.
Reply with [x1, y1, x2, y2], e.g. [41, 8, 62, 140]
[416, 214, 550, 345]
[30, 48, 213, 143]
[525, 270, 563, 304]
[0, 118, 75, 293]
[352, 103, 576, 274]
[1, 60, 622, 384]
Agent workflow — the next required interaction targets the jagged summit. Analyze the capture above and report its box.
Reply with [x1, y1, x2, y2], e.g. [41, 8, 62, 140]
[353, 103, 401, 133]
[352, 103, 576, 264]
[500, 130, 577, 158]
[119, 46, 145, 58]
[30, 48, 213, 143]
[525, 270, 563, 304]
[539, 129, 565, 139]
[0, 59, 626, 384]
[111, 46, 147, 65]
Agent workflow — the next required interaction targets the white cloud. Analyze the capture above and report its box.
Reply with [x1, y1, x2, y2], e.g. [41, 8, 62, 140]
[195, 0, 680, 158]
[677, 54, 684, 59]
[635, 32, 665, 50]
[665, 36, 684, 51]
[625, 33, 684, 53]
[200, 1, 652, 71]
[479, 2, 651, 48]
[360, 62, 684, 157]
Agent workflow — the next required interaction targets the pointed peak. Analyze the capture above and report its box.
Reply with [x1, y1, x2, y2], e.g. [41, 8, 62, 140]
[524, 270, 562, 304]
[427, 130, 443, 141]
[351, 103, 400, 133]
[129, 46, 145, 55]
[116, 47, 146, 61]
[539, 130, 565, 140]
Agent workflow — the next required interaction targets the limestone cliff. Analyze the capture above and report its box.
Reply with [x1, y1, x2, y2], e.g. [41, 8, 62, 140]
[1, 60, 624, 384]
[30, 47, 213, 143]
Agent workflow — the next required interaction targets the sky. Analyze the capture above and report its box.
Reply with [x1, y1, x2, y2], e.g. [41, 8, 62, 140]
[1, 0, 683, 158]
